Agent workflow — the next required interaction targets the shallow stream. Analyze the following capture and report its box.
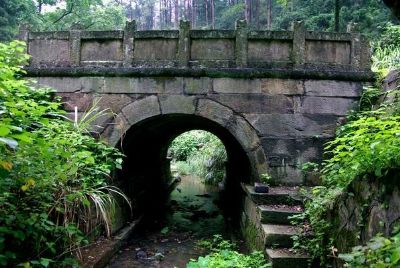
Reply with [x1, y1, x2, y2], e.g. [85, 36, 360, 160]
[108, 174, 242, 268]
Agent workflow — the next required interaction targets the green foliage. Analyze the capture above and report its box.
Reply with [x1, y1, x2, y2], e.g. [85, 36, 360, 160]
[380, 24, 400, 48]
[322, 113, 400, 187]
[339, 231, 400, 268]
[187, 235, 270, 268]
[0, 0, 125, 40]
[169, 131, 205, 161]
[293, 104, 400, 263]
[290, 186, 342, 264]
[259, 173, 272, 184]
[33, 3, 126, 31]
[359, 87, 382, 111]
[273, 0, 394, 37]
[216, 4, 245, 29]
[301, 162, 320, 174]
[372, 24, 400, 79]
[169, 130, 227, 184]
[0, 41, 130, 266]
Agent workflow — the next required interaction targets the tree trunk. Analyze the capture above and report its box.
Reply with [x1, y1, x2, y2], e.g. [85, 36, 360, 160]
[255, 0, 260, 29]
[266, 0, 272, 30]
[174, 0, 179, 28]
[335, 0, 340, 32]
[211, 0, 215, 29]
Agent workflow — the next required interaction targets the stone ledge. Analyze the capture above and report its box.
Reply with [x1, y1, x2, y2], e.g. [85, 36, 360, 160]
[25, 67, 375, 81]
[80, 219, 140, 268]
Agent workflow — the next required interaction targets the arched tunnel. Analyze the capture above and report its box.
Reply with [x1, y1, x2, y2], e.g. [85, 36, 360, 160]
[115, 113, 253, 227]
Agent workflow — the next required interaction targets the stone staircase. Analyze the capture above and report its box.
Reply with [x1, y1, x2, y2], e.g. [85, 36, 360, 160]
[241, 184, 311, 268]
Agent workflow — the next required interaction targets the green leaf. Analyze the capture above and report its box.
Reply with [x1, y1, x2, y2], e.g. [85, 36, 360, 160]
[0, 126, 10, 136]
[39, 258, 51, 267]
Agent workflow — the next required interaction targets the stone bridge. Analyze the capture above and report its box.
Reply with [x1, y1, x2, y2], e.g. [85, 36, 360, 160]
[22, 20, 373, 194]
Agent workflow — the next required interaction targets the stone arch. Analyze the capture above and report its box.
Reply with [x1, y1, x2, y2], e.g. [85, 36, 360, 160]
[102, 95, 268, 179]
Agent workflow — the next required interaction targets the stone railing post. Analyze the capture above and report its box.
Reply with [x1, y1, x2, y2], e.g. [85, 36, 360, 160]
[178, 20, 191, 67]
[235, 20, 248, 68]
[124, 20, 136, 67]
[18, 24, 29, 44]
[347, 22, 361, 69]
[69, 23, 82, 66]
[292, 21, 306, 67]
[18, 24, 30, 55]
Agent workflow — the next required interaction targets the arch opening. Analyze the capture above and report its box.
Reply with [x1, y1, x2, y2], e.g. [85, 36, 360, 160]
[116, 114, 253, 230]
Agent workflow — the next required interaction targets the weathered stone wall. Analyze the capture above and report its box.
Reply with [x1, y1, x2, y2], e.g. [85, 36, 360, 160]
[329, 173, 400, 266]
[21, 20, 371, 70]
[33, 75, 362, 185]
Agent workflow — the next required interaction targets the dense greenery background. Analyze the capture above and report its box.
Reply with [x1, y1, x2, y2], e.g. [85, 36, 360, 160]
[0, 0, 398, 40]
[169, 130, 227, 185]
[0, 41, 129, 267]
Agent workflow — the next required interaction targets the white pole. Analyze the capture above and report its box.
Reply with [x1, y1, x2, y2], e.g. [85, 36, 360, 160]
[74, 106, 78, 128]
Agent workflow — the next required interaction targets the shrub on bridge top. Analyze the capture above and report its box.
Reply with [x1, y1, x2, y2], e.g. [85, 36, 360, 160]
[0, 41, 130, 267]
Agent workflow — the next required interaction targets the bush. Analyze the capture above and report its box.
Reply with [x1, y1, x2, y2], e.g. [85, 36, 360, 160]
[372, 24, 400, 78]
[187, 235, 270, 268]
[0, 41, 130, 266]
[339, 231, 400, 268]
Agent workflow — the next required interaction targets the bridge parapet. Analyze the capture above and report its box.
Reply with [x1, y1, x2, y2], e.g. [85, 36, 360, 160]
[21, 20, 371, 76]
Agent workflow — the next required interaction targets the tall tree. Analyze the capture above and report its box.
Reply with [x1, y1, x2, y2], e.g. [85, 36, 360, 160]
[334, 0, 340, 31]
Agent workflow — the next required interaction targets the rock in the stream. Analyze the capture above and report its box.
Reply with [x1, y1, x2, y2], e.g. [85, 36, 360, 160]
[136, 250, 147, 259]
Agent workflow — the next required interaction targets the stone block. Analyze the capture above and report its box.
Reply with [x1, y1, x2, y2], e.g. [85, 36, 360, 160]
[102, 77, 130, 93]
[367, 205, 387, 239]
[305, 40, 351, 65]
[37, 77, 103, 93]
[268, 165, 303, 186]
[58, 93, 94, 112]
[261, 137, 327, 169]
[191, 39, 235, 60]
[29, 39, 70, 65]
[387, 187, 400, 232]
[211, 94, 293, 114]
[102, 113, 129, 147]
[245, 114, 340, 138]
[213, 78, 261, 94]
[183, 77, 211, 94]
[121, 95, 160, 125]
[304, 80, 362, 97]
[93, 94, 132, 114]
[134, 39, 178, 60]
[248, 40, 292, 62]
[227, 116, 260, 151]
[261, 79, 304, 95]
[195, 98, 234, 127]
[81, 40, 123, 62]
[132, 78, 164, 93]
[162, 77, 183, 94]
[159, 95, 196, 114]
[295, 96, 357, 115]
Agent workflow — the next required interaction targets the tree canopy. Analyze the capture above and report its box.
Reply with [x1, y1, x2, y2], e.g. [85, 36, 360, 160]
[0, 0, 397, 41]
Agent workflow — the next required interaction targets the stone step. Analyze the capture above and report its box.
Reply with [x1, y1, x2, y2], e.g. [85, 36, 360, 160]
[262, 224, 300, 247]
[259, 205, 303, 225]
[266, 248, 311, 268]
[242, 184, 305, 206]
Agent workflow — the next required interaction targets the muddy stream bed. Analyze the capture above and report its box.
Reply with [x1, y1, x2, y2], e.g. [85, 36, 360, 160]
[108, 174, 245, 268]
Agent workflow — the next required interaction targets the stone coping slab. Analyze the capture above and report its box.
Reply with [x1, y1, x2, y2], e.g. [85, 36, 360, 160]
[25, 66, 375, 81]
